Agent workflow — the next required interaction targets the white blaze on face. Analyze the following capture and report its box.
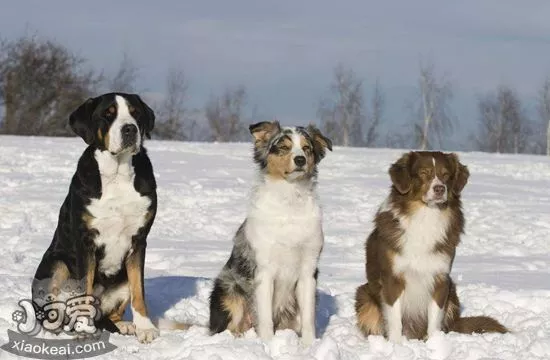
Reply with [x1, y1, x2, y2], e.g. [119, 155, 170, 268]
[290, 131, 305, 158]
[107, 95, 141, 154]
[284, 129, 306, 180]
[423, 156, 448, 205]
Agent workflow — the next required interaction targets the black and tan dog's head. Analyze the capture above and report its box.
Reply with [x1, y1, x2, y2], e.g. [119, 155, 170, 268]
[249, 121, 332, 181]
[389, 151, 469, 207]
[69, 92, 155, 155]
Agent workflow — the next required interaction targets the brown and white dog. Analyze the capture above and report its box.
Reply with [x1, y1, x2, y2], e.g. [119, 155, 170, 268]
[355, 151, 507, 342]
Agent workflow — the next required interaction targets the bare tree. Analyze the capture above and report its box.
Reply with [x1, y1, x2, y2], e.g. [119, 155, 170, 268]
[366, 79, 384, 147]
[412, 62, 454, 150]
[385, 132, 408, 149]
[318, 65, 364, 147]
[474, 85, 531, 153]
[318, 65, 382, 147]
[474, 93, 501, 153]
[109, 52, 139, 93]
[0, 35, 102, 136]
[154, 68, 196, 140]
[538, 78, 550, 155]
[206, 86, 247, 142]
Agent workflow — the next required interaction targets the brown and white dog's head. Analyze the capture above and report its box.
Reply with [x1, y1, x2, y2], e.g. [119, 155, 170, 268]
[69, 92, 155, 155]
[249, 121, 332, 182]
[389, 151, 469, 207]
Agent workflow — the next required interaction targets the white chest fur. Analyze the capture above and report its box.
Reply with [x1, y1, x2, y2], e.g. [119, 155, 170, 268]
[246, 180, 323, 277]
[391, 204, 452, 317]
[87, 150, 151, 276]
[246, 179, 324, 313]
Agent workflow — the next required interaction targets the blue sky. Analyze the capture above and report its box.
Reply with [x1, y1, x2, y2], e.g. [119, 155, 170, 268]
[2, 0, 549, 147]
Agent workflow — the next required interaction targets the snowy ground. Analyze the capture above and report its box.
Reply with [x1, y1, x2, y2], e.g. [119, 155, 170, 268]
[0, 135, 549, 360]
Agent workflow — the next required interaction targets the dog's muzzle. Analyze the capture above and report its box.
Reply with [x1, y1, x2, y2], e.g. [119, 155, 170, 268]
[121, 124, 138, 148]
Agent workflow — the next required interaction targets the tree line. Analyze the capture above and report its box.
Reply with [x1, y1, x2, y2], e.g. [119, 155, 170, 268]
[1, 35, 548, 156]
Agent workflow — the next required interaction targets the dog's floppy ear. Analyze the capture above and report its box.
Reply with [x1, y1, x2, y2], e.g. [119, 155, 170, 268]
[69, 97, 101, 145]
[127, 94, 155, 139]
[389, 152, 414, 194]
[447, 153, 469, 195]
[249, 121, 281, 144]
[306, 124, 332, 163]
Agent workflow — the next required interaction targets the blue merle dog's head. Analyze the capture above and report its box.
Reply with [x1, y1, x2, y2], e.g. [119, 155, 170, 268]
[249, 121, 332, 182]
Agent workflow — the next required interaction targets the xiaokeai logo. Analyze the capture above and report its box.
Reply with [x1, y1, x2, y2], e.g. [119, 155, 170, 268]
[1, 279, 116, 359]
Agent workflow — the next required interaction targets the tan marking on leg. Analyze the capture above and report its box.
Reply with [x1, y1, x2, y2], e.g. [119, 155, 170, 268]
[222, 294, 252, 335]
[126, 253, 147, 317]
[108, 296, 130, 323]
[50, 261, 70, 296]
[85, 254, 96, 296]
[108, 297, 135, 335]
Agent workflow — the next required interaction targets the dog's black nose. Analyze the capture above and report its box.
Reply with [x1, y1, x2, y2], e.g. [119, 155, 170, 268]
[294, 156, 306, 167]
[122, 124, 138, 137]
[433, 185, 445, 196]
[121, 124, 138, 147]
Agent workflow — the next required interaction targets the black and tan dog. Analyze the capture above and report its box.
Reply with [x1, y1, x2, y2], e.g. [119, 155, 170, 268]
[32, 93, 159, 343]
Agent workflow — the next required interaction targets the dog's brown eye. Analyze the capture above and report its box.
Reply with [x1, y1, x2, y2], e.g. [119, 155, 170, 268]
[302, 146, 311, 152]
[129, 106, 140, 117]
[441, 171, 450, 180]
[105, 106, 116, 118]
[279, 146, 290, 152]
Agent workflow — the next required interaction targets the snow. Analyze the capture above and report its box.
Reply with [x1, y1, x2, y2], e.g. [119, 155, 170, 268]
[0, 135, 549, 360]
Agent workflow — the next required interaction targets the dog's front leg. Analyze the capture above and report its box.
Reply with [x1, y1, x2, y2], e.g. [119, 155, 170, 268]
[427, 274, 450, 337]
[382, 275, 405, 343]
[126, 246, 159, 343]
[85, 252, 96, 296]
[296, 268, 316, 345]
[255, 270, 274, 341]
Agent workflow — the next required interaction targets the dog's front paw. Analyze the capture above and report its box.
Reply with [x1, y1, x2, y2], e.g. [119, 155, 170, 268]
[132, 312, 159, 343]
[388, 333, 405, 344]
[115, 321, 136, 335]
[301, 331, 315, 346]
[135, 325, 159, 343]
[257, 327, 274, 342]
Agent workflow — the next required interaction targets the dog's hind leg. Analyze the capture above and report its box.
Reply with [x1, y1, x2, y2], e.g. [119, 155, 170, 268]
[355, 283, 384, 336]
[109, 297, 135, 335]
[97, 282, 135, 335]
[209, 278, 252, 336]
[223, 293, 251, 335]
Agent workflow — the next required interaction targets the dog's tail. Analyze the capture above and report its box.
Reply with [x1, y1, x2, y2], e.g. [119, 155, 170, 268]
[156, 318, 193, 331]
[450, 316, 508, 334]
